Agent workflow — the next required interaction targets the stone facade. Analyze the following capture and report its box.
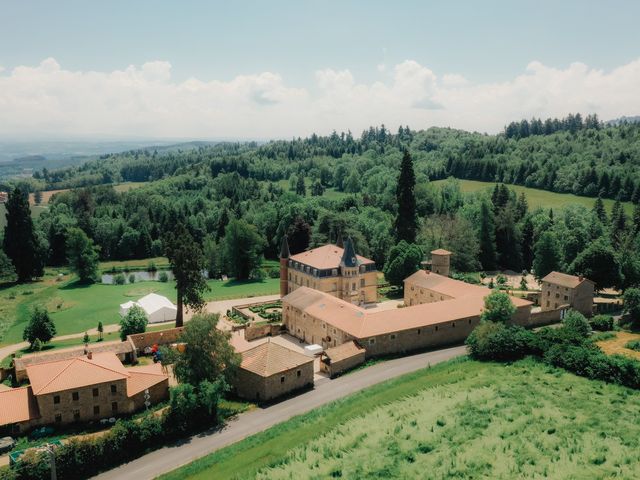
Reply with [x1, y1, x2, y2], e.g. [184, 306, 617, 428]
[540, 272, 595, 316]
[235, 361, 314, 402]
[36, 379, 129, 426]
[430, 249, 452, 276]
[279, 237, 378, 305]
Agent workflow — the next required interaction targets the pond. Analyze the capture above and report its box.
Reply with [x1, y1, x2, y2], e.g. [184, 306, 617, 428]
[101, 270, 175, 284]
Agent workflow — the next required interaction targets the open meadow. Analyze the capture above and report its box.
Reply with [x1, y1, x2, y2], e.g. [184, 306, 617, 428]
[162, 358, 640, 480]
[432, 179, 636, 215]
[0, 272, 279, 346]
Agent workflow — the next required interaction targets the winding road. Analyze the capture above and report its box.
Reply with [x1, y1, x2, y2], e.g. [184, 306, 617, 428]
[93, 344, 466, 480]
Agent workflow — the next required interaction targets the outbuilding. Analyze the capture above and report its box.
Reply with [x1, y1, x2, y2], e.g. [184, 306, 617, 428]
[234, 341, 314, 402]
[119, 293, 177, 324]
[320, 340, 366, 378]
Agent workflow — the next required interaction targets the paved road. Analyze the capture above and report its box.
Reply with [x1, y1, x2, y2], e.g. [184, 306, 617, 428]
[93, 344, 466, 480]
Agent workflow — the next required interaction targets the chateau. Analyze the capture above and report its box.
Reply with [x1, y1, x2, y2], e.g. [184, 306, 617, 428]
[279, 236, 378, 305]
[280, 241, 591, 358]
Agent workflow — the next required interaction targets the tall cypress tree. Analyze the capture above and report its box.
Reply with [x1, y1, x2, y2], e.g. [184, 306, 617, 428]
[394, 150, 418, 243]
[3, 187, 45, 282]
[478, 201, 497, 270]
[592, 196, 607, 224]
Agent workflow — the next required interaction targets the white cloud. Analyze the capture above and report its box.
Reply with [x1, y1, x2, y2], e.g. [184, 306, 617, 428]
[0, 57, 639, 139]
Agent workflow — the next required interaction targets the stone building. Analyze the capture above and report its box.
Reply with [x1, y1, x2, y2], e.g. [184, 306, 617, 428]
[429, 249, 452, 276]
[279, 237, 377, 305]
[283, 270, 532, 357]
[0, 352, 169, 434]
[540, 271, 595, 316]
[320, 341, 366, 378]
[234, 341, 314, 402]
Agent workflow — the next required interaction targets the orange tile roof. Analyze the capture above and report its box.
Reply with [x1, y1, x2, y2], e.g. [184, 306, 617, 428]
[289, 244, 374, 270]
[404, 270, 489, 298]
[283, 277, 532, 339]
[26, 352, 130, 395]
[15, 340, 132, 372]
[431, 249, 452, 255]
[323, 341, 365, 362]
[240, 341, 313, 377]
[0, 387, 40, 427]
[542, 271, 594, 288]
[126, 363, 168, 397]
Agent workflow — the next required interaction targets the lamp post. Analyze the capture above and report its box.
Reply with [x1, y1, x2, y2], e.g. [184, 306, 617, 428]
[45, 445, 56, 480]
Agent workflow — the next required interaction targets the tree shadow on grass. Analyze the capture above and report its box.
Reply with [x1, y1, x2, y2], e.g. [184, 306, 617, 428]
[221, 279, 267, 288]
[59, 279, 97, 291]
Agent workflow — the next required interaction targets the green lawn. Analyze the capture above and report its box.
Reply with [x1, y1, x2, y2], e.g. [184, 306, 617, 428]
[161, 357, 640, 480]
[433, 179, 635, 215]
[0, 203, 47, 230]
[0, 276, 279, 346]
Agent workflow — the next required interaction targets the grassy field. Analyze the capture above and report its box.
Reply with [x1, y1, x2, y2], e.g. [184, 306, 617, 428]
[0, 203, 47, 229]
[0, 273, 279, 346]
[161, 358, 640, 480]
[432, 179, 635, 215]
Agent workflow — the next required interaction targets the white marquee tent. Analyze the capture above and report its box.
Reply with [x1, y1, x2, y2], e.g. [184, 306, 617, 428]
[119, 293, 177, 324]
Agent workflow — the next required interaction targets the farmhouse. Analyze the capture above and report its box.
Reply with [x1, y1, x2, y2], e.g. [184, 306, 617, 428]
[540, 271, 595, 316]
[279, 236, 378, 305]
[234, 341, 314, 402]
[120, 293, 177, 323]
[0, 352, 169, 434]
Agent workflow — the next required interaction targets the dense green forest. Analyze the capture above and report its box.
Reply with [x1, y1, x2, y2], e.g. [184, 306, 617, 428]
[2, 115, 640, 291]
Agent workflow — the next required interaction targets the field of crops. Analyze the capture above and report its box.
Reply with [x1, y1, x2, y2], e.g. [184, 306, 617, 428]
[163, 358, 640, 480]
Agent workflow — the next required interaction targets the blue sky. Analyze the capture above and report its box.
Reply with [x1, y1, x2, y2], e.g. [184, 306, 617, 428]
[1, 1, 639, 139]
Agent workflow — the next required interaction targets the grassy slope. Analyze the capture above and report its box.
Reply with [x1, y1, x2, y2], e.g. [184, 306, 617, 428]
[161, 358, 640, 480]
[0, 275, 279, 346]
[433, 179, 635, 215]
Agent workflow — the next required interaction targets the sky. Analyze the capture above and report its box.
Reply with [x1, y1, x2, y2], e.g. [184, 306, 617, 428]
[1, 0, 639, 140]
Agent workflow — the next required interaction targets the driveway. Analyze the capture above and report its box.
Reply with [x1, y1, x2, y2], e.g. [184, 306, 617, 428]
[93, 344, 466, 480]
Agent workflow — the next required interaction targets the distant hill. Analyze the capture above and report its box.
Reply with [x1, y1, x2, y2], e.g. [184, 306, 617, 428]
[606, 115, 640, 126]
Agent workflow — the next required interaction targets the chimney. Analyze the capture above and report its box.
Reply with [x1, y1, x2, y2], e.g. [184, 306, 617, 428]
[578, 274, 584, 282]
[87, 351, 93, 360]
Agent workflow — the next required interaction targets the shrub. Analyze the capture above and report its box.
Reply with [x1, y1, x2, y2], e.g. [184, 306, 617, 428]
[128, 274, 136, 284]
[466, 321, 534, 361]
[119, 305, 147, 341]
[147, 261, 157, 272]
[625, 340, 640, 351]
[159, 271, 169, 282]
[590, 314, 614, 332]
[114, 274, 126, 285]
[623, 288, 640, 325]
[480, 290, 516, 323]
[267, 268, 280, 279]
[562, 310, 591, 338]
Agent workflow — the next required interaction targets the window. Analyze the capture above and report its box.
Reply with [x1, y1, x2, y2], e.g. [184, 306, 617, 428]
[417, 329, 421, 335]
[352, 282, 356, 291]
[546, 301, 550, 307]
[93, 388, 99, 397]
[297, 370, 301, 377]
[435, 326, 439, 331]
[369, 338, 376, 345]
[53, 395, 60, 405]
[547, 291, 550, 296]
[110, 385, 117, 394]
[55, 414, 62, 423]
[72, 392, 79, 401]
[360, 279, 365, 287]
[468, 319, 472, 324]
[564, 295, 569, 301]
[73, 409, 80, 421]
[112, 402, 118, 413]
[93, 405, 100, 415]
[390, 334, 397, 340]
[332, 269, 338, 276]
[280, 376, 285, 384]
[555, 293, 560, 299]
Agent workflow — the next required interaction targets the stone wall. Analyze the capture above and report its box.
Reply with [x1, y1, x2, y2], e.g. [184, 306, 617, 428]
[234, 361, 314, 402]
[527, 307, 565, 327]
[36, 378, 129, 426]
[244, 323, 284, 341]
[127, 327, 184, 354]
[283, 304, 353, 348]
[321, 350, 366, 378]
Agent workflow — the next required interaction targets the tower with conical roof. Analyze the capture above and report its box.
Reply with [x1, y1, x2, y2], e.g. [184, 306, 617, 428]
[339, 237, 361, 303]
[279, 236, 290, 297]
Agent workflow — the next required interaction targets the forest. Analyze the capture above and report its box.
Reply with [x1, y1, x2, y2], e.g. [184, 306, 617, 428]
[2, 115, 640, 292]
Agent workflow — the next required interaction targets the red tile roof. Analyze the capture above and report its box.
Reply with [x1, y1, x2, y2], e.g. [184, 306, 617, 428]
[27, 352, 129, 395]
[241, 341, 312, 377]
[0, 387, 40, 427]
[126, 363, 168, 397]
[289, 244, 374, 270]
[542, 271, 594, 288]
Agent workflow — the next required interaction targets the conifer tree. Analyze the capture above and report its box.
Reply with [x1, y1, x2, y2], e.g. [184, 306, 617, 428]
[592, 196, 607, 224]
[478, 201, 497, 270]
[394, 150, 418, 243]
[3, 187, 46, 282]
[532, 231, 561, 280]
